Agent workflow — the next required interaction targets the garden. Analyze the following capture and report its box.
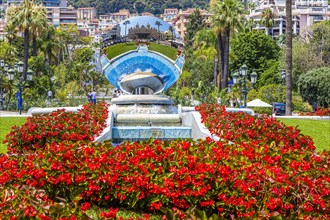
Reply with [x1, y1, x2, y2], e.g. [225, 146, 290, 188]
[0, 102, 329, 219]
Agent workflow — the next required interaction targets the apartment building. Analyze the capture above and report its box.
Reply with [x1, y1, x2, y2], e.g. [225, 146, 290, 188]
[295, 0, 329, 34]
[101, 24, 121, 41]
[110, 9, 130, 23]
[46, 6, 77, 26]
[172, 8, 213, 39]
[77, 7, 97, 20]
[249, 0, 329, 38]
[161, 8, 179, 23]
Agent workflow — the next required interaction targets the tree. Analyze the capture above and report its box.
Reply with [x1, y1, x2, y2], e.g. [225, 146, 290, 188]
[230, 31, 280, 82]
[285, 0, 293, 115]
[261, 8, 275, 38]
[211, 0, 245, 90]
[6, 0, 43, 80]
[193, 29, 217, 60]
[168, 26, 175, 41]
[298, 67, 330, 108]
[155, 20, 162, 43]
[41, 26, 63, 65]
[290, 38, 325, 90]
[184, 9, 206, 48]
[123, 20, 130, 41]
[310, 21, 330, 65]
[30, 4, 49, 56]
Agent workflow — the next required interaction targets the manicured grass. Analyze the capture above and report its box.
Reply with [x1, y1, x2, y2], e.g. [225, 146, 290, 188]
[148, 43, 178, 61]
[106, 42, 137, 60]
[278, 119, 330, 152]
[105, 42, 178, 61]
[0, 117, 27, 153]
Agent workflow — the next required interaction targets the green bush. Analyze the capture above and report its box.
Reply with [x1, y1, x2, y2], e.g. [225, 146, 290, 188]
[298, 67, 330, 107]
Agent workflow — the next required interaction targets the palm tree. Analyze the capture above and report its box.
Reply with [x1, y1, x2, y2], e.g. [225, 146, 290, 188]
[30, 3, 48, 56]
[4, 22, 18, 46]
[123, 20, 130, 42]
[6, 0, 39, 80]
[211, 0, 245, 90]
[261, 8, 275, 38]
[193, 29, 217, 60]
[41, 27, 62, 65]
[168, 26, 175, 42]
[155, 21, 162, 43]
[285, 0, 293, 115]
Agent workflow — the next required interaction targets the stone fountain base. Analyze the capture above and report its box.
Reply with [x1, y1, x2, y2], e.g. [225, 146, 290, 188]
[111, 95, 174, 105]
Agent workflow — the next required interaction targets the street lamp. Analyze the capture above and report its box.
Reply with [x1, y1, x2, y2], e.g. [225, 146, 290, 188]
[281, 69, 286, 86]
[7, 61, 33, 115]
[251, 70, 258, 88]
[232, 64, 258, 108]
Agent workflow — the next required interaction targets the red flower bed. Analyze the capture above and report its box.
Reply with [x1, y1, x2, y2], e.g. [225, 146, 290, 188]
[298, 108, 330, 116]
[0, 103, 329, 219]
[1, 138, 329, 218]
[196, 104, 316, 152]
[4, 102, 109, 153]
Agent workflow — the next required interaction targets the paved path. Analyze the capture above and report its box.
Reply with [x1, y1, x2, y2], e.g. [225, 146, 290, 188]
[0, 111, 30, 117]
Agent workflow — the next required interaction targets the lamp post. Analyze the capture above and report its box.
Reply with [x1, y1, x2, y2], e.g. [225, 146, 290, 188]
[7, 61, 33, 115]
[232, 64, 258, 108]
[281, 69, 286, 86]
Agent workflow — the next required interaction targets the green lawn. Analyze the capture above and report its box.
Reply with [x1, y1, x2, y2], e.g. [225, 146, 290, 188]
[1, 117, 328, 154]
[0, 117, 27, 153]
[148, 43, 178, 61]
[278, 119, 330, 151]
[105, 42, 178, 61]
[106, 42, 137, 60]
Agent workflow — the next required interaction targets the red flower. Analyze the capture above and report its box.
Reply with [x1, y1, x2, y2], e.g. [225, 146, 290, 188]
[81, 202, 91, 211]
[150, 201, 162, 210]
[200, 199, 215, 207]
[101, 207, 118, 219]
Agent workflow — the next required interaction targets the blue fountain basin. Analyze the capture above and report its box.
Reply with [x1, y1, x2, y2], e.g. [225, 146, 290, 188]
[101, 45, 184, 94]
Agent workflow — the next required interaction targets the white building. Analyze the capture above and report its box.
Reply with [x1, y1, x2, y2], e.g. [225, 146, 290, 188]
[249, 0, 329, 38]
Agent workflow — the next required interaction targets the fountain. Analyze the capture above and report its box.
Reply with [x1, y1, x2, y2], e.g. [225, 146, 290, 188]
[96, 22, 212, 143]
[31, 17, 253, 143]
[95, 16, 255, 143]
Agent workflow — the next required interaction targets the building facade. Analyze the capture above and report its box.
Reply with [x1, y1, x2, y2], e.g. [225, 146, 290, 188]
[172, 8, 212, 39]
[76, 7, 97, 20]
[110, 9, 130, 23]
[161, 8, 179, 23]
[46, 6, 77, 26]
[249, 0, 329, 38]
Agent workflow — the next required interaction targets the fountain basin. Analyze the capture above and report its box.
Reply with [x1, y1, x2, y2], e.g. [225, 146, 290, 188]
[101, 46, 184, 94]
[111, 95, 174, 105]
[116, 114, 181, 126]
[112, 126, 192, 143]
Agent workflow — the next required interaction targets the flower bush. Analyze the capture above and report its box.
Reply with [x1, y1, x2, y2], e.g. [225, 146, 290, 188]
[0, 102, 329, 219]
[4, 102, 109, 153]
[298, 108, 330, 116]
[0, 184, 89, 219]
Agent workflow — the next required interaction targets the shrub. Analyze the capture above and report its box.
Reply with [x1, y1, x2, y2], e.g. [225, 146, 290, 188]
[298, 67, 330, 107]
[0, 103, 329, 219]
[4, 102, 109, 153]
[298, 108, 330, 116]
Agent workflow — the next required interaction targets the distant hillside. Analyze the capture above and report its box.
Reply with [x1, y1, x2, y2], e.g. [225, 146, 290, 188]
[69, 0, 210, 15]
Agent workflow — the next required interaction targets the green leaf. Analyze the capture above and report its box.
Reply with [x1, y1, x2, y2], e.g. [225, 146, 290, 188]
[196, 209, 208, 220]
